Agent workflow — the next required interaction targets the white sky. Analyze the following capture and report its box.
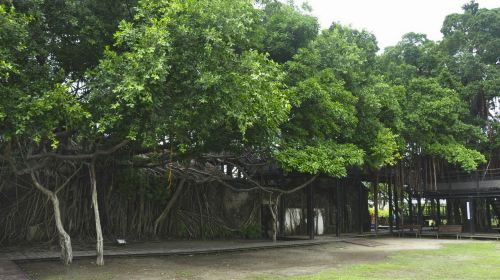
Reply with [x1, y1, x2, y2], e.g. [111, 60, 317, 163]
[298, 0, 500, 51]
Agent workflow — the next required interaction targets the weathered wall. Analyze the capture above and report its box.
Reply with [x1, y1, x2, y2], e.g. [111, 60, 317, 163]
[0, 169, 369, 245]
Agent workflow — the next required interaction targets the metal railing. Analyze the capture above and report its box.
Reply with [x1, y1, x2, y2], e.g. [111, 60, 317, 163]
[438, 168, 500, 183]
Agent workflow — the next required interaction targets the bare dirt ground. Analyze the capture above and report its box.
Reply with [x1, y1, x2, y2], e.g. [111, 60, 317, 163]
[19, 238, 471, 280]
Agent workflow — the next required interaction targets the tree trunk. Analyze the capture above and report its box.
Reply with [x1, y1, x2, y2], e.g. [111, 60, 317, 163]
[388, 180, 393, 233]
[394, 184, 399, 230]
[268, 197, 278, 242]
[89, 161, 104, 266]
[453, 199, 462, 224]
[269, 205, 277, 242]
[30, 172, 73, 265]
[154, 179, 187, 235]
[52, 196, 73, 265]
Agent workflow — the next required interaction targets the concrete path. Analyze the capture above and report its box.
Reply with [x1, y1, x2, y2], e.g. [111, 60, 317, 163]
[1, 238, 344, 262]
[1, 237, 348, 279]
[0, 260, 30, 280]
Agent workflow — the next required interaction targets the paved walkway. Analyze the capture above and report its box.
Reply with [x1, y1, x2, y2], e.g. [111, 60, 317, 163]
[1, 237, 345, 262]
[1, 237, 350, 279]
[0, 260, 30, 280]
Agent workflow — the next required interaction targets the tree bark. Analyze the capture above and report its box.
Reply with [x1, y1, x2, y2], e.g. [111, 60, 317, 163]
[388, 180, 393, 233]
[268, 202, 277, 242]
[268, 194, 280, 242]
[52, 196, 73, 265]
[89, 161, 104, 266]
[154, 179, 187, 235]
[30, 172, 73, 265]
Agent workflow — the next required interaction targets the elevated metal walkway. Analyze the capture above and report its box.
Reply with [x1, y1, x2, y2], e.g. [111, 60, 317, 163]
[435, 168, 500, 196]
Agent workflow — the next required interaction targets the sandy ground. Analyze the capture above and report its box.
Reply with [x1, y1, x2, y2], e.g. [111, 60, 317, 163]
[19, 238, 472, 280]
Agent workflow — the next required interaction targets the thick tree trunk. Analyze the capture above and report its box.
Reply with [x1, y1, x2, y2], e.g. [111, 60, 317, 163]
[52, 196, 73, 265]
[30, 172, 73, 265]
[89, 161, 104, 266]
[154, 179, 187, 235]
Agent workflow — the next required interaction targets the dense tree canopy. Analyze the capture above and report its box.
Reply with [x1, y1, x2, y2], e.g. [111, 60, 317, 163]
[3, 0, 493, 179]
[89, 0, 290, 155]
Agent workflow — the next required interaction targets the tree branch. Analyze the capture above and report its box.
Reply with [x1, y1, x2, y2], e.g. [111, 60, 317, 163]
[27, 140, 129, 160]
[55, 164, 83, 194]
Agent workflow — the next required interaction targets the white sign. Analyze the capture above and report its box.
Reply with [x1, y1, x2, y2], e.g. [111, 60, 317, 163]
[466, 202, 471, 220]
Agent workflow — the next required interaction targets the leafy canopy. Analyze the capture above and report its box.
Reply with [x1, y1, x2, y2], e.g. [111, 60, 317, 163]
[89, 0, 290, 155]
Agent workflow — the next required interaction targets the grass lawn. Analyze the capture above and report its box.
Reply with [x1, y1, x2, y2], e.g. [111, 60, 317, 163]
[20, 239, 500, 280]
[255, 242, 500, 280]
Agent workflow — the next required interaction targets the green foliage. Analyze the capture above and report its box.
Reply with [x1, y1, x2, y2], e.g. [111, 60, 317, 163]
[275, 24, 380, 177]
[5, 0, 137, 81]
[403, 77, 486, 170]
[378, 17, 491, 171]
[381, 33, 441, 79]
[0, 4, 89, 147]
[275, 142, 364, 177]
[354, 82, 404, 169]
[441, 3, 499, 120]
[0, 5, 29, 127]
[286, 69, 358, 140]
[368, 206, 389, 218]
[367, 128, 401, 169]
[0, 5, 27, 80]
[490, 122, 500, 151]
[286, 26, 366, 90]
[177, 222, 189, 237]
[428, 143, 486, 171]
[260, 0, 319, 63]
[239, 224, 262, 239]
[1, 0, 496, 199]
[89, 0, 290, 154]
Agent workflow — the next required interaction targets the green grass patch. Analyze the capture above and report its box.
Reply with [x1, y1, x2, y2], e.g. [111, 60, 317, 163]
[252, 242, 500, 280]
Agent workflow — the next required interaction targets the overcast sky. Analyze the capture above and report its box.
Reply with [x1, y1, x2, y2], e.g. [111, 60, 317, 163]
[297, 0, 499, 51]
